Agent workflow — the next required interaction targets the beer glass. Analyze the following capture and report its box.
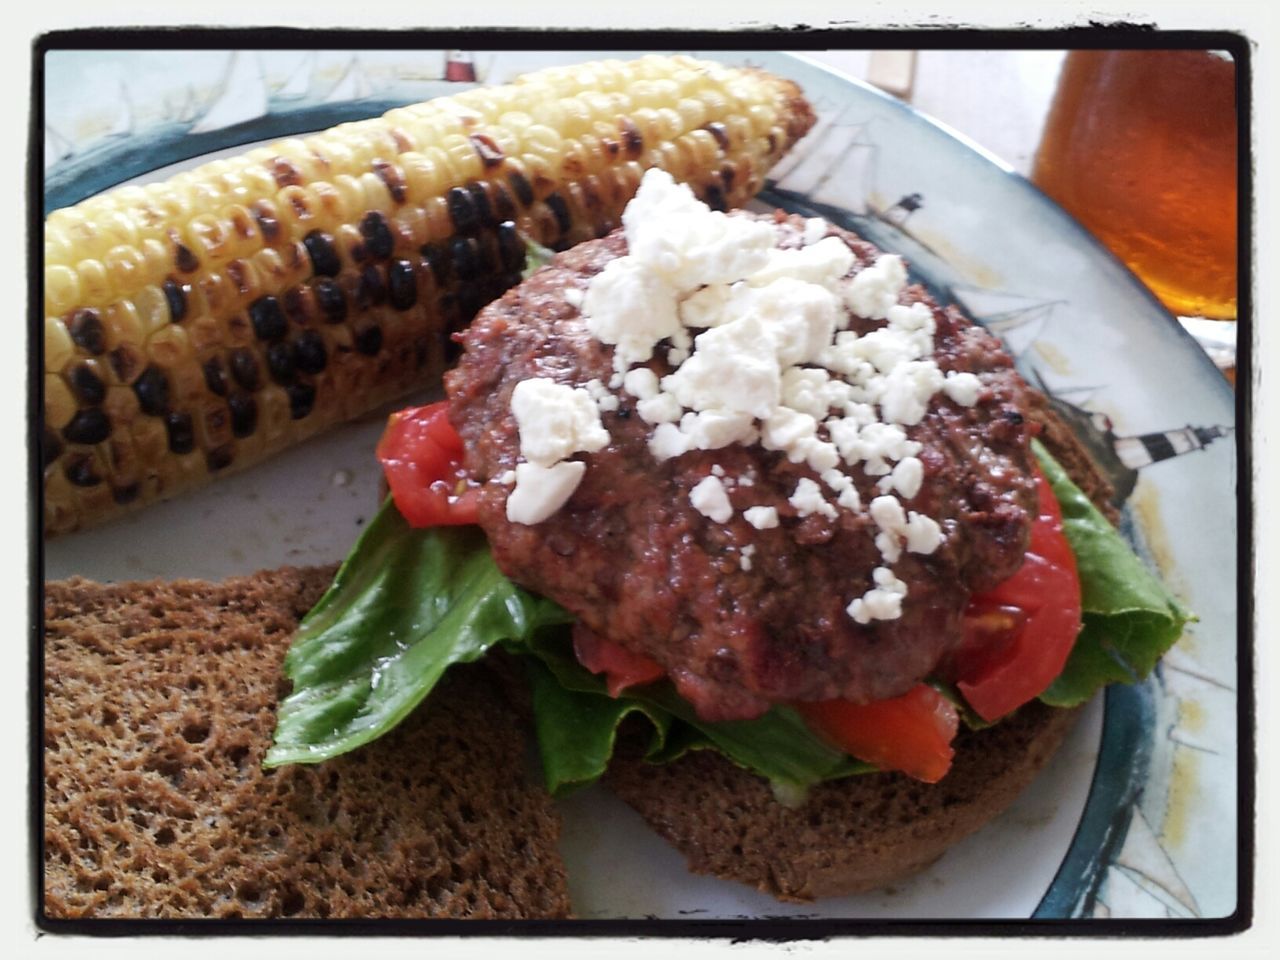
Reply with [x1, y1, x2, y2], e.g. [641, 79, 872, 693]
[1031, 50, 1238, 321]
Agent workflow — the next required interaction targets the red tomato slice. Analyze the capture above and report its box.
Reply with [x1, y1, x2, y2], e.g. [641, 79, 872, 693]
[376, 401, 480, 527]
[573, 625, 666, 697]
[797, 685, 959, 783]
[950, 466, 1083, 722]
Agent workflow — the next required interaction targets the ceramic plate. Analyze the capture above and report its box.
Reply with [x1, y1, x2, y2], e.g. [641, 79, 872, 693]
[42, 48, 1240, 922]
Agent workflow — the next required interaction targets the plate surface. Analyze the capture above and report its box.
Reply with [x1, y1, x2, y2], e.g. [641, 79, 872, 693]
[42, 48, 1238, 921]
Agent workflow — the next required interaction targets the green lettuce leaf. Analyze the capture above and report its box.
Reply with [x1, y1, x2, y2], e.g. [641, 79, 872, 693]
[1032, 440, 1191, 707]
[525, 658, 675, 795]
[521, 237, 556, 278]
[264, 499, 570, 766]
[520, 627, 870, 795]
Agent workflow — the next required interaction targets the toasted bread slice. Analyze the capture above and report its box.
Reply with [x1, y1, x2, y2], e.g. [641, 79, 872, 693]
[603, 404, 1109, 901]
[606, 700, 1079, 901]
[42, 566, 572, 920]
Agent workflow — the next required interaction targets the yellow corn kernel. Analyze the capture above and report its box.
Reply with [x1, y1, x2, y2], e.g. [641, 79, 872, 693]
[400, 152, 447, 209]
[77, 259, 112, 306]
[46, 375, 77, 429]
[101, 299, 144, 348]
[186, 315, 223, 355]
[358, 171, 395, 215]
[103, 384, 141, 427]
[184, 212, 234, 268]
[134, 284, 171, 336]
[45, 265, 82, 317]
[420, 195, 452, 245]
[45, 317, 76, 372]
[258, 385, 292, 443]
[222, 257, 263, 310]
[103, 243, 148, 296]
[441, 134, 484, 184]
[146, 323, 194, 369]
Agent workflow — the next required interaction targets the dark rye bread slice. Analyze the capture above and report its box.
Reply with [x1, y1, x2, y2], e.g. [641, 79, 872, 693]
[43, 567, 572, 920]
[604, 408, 1111, 902]
[606, 702, 1078, 901]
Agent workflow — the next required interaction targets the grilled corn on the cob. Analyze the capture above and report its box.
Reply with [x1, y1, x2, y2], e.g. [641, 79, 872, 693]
[42, 54, 815, 536]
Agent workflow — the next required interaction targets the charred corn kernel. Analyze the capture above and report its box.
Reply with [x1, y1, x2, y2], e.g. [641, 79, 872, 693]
[224, 205, 261, 258]
[42, 54, 815, 535]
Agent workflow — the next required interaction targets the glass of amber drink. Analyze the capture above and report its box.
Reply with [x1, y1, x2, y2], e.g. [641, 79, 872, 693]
[1031, 50, 1238, 321]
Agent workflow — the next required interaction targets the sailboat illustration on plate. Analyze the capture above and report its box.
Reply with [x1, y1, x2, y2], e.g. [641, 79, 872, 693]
[190, 51, 269, 134]
[325, 55, 375, 103]
[103, 79, 136, 140]
[44, 124, 75, 169]
[273, 51, 317, 104]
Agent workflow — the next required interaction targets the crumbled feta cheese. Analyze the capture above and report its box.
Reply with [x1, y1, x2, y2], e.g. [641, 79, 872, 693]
[637, 391, 683, 425]
[648, 421, 693, 461]
[754, 277, 840, 366]
[904, 512, 943, 554]
[622, 367, 660, 401]
[789, 477, 838, 519]
[495, 469, 516, 486]
[711, 464, 725, 477]
[820, 467, 851, 493]
[836, 485, 861, 511]
[794, 436, 841, 473]
[740, 543, 757, 571]
[564, 287, 585, 308]
[510, 378, 611, 467]
[506, 461, 586, 525]
[944, 370, 983, 407]
[886, 301, 934, 333]
[875, 530, 902, 563]
[750, 236, 855, 292]
[680, 409, 758, 450]
[876, 456, 924, 499]
[761, 407, 818, 453]
[661, 315, 782, 419]
[581, 257, 682, 375]
[744, 505, 779, 529]
[846, 566, 908, 623]
[844, 254, 907, 320]
[583, 377, 619, 413]
[679, 282, 742, 329]
[690, 475, 734, 523]
[802, 217, 828, 246]
[780, 367, 834, 419]
[623, 170, 775, 289]
[869, 494, 907, 536]
[879, 360, 945, 426]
